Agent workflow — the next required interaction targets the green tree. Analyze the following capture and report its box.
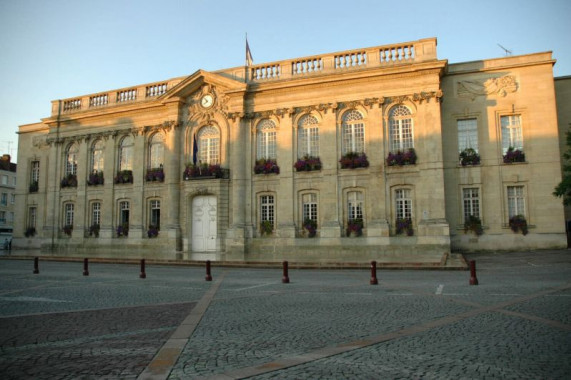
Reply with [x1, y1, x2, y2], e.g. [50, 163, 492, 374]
[554, 130, 571, 205]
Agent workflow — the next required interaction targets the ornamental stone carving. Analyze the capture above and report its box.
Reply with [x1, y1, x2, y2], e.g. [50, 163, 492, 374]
[457, 75, 518, 100]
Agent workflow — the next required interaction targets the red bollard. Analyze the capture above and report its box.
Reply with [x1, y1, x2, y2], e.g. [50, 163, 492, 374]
[282, 261, 290, 284]
[469, 260, 478, 285]
[83, 258, 89, 276]
[33, 257, 39, 274]
[140, 259, 146, 279]
[205, 260, 213, 281]
[370, 260, 378, 285]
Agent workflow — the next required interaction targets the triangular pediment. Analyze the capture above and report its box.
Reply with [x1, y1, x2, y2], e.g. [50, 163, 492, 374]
[160, 69, 246, 101]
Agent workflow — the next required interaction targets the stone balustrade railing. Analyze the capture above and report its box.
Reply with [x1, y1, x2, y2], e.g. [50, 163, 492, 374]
[53, 78, 184, 116]
[52, 38, 437, 115]
[246, 38, 436, 82]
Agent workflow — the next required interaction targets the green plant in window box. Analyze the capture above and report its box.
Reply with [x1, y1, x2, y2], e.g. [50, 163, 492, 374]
[25, 227, 36, 237]
[303, 218, 317, 237]
[395, 218, 414, 236]
[63, 224, 73, 236]
[260, 220, 273, 236]
[89, 223, 100, 238]
[29, 181, 39, 193]
[346, 218, 363, 237]
[459, 148, 481, 166]
[464, 215, 483, 236]
[509, 215, 528, 235]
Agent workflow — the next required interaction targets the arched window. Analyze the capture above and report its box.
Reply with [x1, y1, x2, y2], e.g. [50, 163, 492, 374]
[347, 191, 364, 222]
[298, 115, 319, 158]
[389, 105, 413, 151]
[257, 119, 277, 160]
[65, 143, 79, 176]
[148, 133, 165, 169]
[91, 140, 104, 173]
[395, 188, 412, 220]
[197, 126, 220, 165]
[119, 136, 134, 171]
[342, 110, 365, 154]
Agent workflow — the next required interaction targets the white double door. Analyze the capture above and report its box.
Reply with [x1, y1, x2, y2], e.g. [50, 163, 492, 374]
[192, 196, 217, 252]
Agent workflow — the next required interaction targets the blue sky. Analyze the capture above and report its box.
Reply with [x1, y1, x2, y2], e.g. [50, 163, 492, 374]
[1, 0, 569, 161]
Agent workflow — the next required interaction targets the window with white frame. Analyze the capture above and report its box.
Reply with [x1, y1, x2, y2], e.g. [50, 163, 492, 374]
[501, 115, 523, 153]
[64, 203, 74, 227]
[28, 207, 37, 228]
[119, 201, 130, 225]
[10, 193, 15, 204]
[458, 118, 478, 153]
[257, 120, 277, 160]
[119, 136, 134, 171]
[395, 189, 412, 220]
[462, 188, 480, 221]
[347, 191, 364, 222]
[148, 133, 165, 169]
[342, 110, 365, 154]
[507, 186, 525, 218]
[302, 193, 318, 222]
[298, 115, 319, 158]
[91, 140, 104, 173]
[260, 195, 275, 226]
[197, 126, 220, 164]
[31, 161, 40, 184]
[65, 144, 79, 176]
[150, 200, 161, 229]
[389, 105, 414, 152]
[1, 175, 7, 185]
[91, 202, 101, 226]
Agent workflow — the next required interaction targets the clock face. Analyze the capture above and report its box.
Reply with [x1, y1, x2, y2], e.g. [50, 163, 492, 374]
[200, 94, 214, 108]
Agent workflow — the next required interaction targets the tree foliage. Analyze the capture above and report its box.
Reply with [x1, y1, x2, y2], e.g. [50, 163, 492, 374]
[553, 130, 571, 205]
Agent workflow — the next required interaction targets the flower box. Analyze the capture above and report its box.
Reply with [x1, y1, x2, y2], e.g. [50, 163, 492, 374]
[183, 163, 223, 179]
[340, 152, 369, 169]
[464, 215, 483, 236]
[25, 227, 36, 237]
[117, 223, 129, 237]
[459, 148, 481, 166]
[260, 220, 274, 235]
[396, 217, 414, 236]
[89, 224, 100, 237]
[302, 218, 317, 237]
[147, 225, 159, 238]
[87, 171, 104, 186]
[254, 159, 280, 175]
[146, 167, 165, 182]
[503, 147, 525, 164]
[63, 224, 73, 236]
[346, 218, 363, 237]
[509, 215, 528, 235]
[114, 170, 133, 184]
[387, 149, 417, 167]
[294, 156, 322, 172]
[61, 174, 78, 188]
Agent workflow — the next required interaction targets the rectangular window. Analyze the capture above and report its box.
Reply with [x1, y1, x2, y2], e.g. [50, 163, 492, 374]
[64, 203, 74, 227]
[1, 175, 7, 185]
[92, 202, 101, 226]
[10, 194, 15, 204]
[299, 127, 320, 158]
[501, 115, 523, 153]
[347, 191, 364, 222]
[31, 160, 40, 183]
[28, 207, 37, 228]
[1, 193, 7, 206]
[260, 195, 275, 226]
[462, 188, 480, 221]
[395, 189, 412, 220]
[258, 131, 277, 160]
[507, 186, 525, 218]
[120, 201, 130, 225]
[150, 200, 161, 229]
[343, 123, 365, 154]
[8, 212, 13, 223]
[458, 118, 478, 153]
[302, 193, 318, 222]
[0, 211, 5, 224]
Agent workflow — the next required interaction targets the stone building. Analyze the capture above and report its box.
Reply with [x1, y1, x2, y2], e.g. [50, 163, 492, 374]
[14, 37, 568, 262]
[0, 154, 16, 245]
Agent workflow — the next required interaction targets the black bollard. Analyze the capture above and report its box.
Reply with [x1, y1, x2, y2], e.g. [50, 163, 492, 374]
[469, 260, 478, 285]
[370, 260, 378, 285]
[282, 261, 290, 284]
[140, 259, 146, 279]
[83, 258, 89, 276]
[205, 260, 213, 281]
[33, 257, 39, 274]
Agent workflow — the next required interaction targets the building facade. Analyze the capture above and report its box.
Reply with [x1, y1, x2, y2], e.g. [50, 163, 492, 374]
[0, 154, 16, 245]
[14, 38, 568, 262]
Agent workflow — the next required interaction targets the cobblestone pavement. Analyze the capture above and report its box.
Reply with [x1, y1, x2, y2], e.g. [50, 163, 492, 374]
[1, 250, 570, 379]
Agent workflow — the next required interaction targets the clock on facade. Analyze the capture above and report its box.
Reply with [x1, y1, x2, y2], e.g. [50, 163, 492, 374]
[200, 94, 214, 108]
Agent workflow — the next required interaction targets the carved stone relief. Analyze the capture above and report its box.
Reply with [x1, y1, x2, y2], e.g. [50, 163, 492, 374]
[457, 75, 518, 100]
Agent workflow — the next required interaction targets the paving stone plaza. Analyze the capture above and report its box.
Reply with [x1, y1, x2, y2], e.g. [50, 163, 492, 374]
[0, 250, 570, 379]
